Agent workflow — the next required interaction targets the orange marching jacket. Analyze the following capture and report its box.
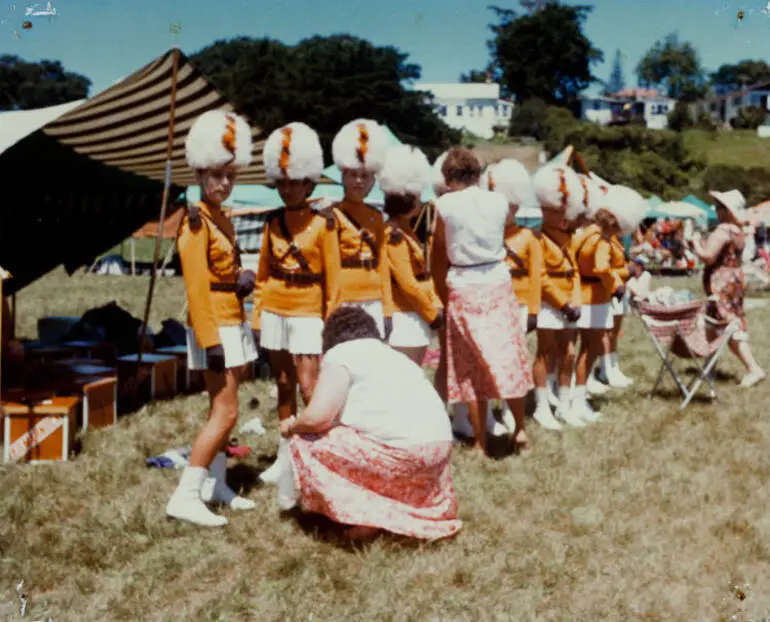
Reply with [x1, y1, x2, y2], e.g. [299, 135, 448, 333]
[573, 224, 623, 306]
[251, 205, 342, 330]
[177, 201, 247, 349]
[540, 224, 580, 310]
[610, 234, 631, 283]
[332, 200, 393, 317]
[386, 216, 441, 324]
[504, 224, 544, 315]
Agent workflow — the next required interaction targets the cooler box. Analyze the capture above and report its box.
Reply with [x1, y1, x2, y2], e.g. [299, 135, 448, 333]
[2, 396, 80, 463]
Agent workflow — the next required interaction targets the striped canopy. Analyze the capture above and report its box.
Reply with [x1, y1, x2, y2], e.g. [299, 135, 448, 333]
[42, 48, 268, 186]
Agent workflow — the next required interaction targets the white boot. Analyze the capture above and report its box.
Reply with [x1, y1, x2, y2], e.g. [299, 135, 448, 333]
[587, 371, 609, 396]
[276, 460, 300, 511]
[547, 373, 560, 408]
[500, 403, 517, 434]
[609, 352, 633, 387]
[200, 453, 256, 511]
[166, 466, 228, 527]
[260, 437, 290, 485]
[487, 403, 508, 437]
[555, 386, 586, 428]
[597, 354, 612, 384]
[451, 403, 475, 439]
[572, 385, 601, 423]
[532, 388, 562, 431]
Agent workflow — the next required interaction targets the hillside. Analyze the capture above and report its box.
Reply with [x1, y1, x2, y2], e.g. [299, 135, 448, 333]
[684, 129, 770, 168]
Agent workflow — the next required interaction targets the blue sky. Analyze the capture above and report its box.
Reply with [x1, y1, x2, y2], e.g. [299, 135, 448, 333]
[2, 0, 769, 96]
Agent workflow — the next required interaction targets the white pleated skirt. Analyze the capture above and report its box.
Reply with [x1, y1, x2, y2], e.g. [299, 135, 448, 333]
[574, 302, 614, 330]
[537, 303, 578, 330]
[347, 300, 385, 339]
[389, 311, 432, 347]
[186, 323, 257, 371]
[259, 310, 324, 355]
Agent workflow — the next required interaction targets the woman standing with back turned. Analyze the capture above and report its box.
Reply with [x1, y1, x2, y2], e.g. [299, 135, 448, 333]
[166, 110, 258, 527]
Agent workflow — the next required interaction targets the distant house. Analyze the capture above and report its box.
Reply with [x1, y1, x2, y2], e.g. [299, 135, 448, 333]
[692, 82, 770, 126]
[580, 88, 676, 130]
[414, 82, 514, 140]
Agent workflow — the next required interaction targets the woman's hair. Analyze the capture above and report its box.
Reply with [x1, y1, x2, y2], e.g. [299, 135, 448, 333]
[594, 208, 619, 233]
[441, 147, 482, 186]
[322, 305, 381, 353]
[383, 193, 417, 217]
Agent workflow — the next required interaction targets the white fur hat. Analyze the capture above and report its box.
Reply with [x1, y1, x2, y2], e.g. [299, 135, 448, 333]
[533, 165, 584, 220]
[576, 173, 604, 217]
[379, 145, 432, 197]
[432, 151, 449, 196]
[332, 119, 389, 173]
[597, 185, 648, 234]
[263, 122, 324, 182]
[482, 159, 532, 206]
[709, 189, 747, 222]
[185, 109, 252, 170]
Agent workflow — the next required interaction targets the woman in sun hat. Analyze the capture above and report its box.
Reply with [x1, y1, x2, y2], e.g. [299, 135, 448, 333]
[328, 119, 393, 339]
[251, 121, 342, 485]
[380, 144, 444, 365]
[687, 189, 765, 387]
[531, 164, 586, 430]
[166, 109, 258, 527]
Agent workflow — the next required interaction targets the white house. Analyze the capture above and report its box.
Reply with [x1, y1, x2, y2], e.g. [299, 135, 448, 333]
[580, 88, 676, 130]
[415, 82, 514, 139]
[693, 82, 770, 128]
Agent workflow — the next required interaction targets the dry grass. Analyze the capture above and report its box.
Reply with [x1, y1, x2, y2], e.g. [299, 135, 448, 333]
[2, 270, 770, 620]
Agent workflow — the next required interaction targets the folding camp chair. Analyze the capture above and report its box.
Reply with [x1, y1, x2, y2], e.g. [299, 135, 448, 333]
[637, 299, 739, 409]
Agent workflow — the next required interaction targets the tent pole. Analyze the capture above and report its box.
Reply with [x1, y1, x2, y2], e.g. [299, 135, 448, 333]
[136, 48, 181, 369]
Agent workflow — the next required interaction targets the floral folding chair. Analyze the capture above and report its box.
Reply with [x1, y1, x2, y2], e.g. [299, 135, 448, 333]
[636, 298, 739, 409]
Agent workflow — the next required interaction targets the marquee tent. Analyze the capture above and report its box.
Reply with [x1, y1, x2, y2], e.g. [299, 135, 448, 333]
[0, 47, 268, 293]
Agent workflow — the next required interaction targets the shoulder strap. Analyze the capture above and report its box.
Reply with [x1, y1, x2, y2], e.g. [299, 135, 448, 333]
[273, 210, 312, 273]
[317, 206, 337, 231]
[504, 242, 526, 270]
[575, 231, 602, 263]
[333, 204, 378, 257]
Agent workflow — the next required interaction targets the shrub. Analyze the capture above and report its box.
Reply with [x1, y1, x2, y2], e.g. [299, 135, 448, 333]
[667, 101, 694, 132]
[730, 106, 767, 130]
[701, 164, 770, 205]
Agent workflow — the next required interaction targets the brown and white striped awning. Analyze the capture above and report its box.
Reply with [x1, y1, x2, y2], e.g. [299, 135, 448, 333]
[43, 48, 269, 186]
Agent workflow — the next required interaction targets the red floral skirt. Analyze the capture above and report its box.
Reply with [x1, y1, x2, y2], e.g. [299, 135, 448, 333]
[445, 280, 533, 404]
[289, 426, 461, 541]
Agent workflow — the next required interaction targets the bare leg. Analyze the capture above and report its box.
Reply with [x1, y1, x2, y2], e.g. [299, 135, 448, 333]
[556, 329, 577, 388]
[729, 339, 761, 372]
[467, 400, 488, 453]
[610, 315, 623, 352]
[533, 329, 554, 388]
[295, 353, 320, 406]
[393, 345, 428, 367]
[576, 329, 602, 386]
[269, 349, 298, 421]
[505, 397, 528, 449]
[189, 368, 241, 468]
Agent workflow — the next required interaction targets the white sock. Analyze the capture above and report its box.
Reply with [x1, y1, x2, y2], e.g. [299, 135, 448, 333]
[558, 386, 571, 411]
[535, 387, 550, 408]
[573, 384, 588, 407]
[547, 373, 558, 389]
[600, 354, 612, 376]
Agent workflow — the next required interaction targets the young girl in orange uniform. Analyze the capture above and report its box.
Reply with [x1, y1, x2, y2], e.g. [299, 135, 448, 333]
[329, 119, 393, 338]
[380, 145, 444, 365]
[251, 121, 342, 484]
[532, 164, 587, 429]
[166, 110, 258, 527]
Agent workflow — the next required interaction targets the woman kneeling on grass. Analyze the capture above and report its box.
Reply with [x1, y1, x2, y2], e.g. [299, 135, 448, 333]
[276, 305, 461, 542]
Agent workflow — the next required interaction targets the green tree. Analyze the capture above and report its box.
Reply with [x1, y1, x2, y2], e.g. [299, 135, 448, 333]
[604, 49, 625, 95]
[636, 34, 707, 101]
[460, 69, 492, 83]
[710, 60, 770, 92]
[667, 101, 694, 132]
[191, 35, 459, 161]
[0, 55, 90, 110]
[479, 3, 603, 110]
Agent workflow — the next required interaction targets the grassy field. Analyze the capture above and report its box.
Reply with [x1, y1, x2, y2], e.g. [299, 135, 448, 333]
[684, 128, 770, 169]
[3, 270, 770, 620]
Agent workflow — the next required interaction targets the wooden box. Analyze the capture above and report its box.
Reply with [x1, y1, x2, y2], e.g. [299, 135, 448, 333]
[23, 345, 76, 363]
[52, 376, 118, 431]
[60, 341, 118, 365]
[155, 345, 198, 393]
[117, 353, 178, 400]
[2, 396, 80, 463]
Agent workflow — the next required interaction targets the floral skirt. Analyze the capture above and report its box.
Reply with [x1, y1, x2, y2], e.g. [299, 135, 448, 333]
[445, 280, 533, 404]
[706, 266, 747, 332]
[289, 426, 461, 541]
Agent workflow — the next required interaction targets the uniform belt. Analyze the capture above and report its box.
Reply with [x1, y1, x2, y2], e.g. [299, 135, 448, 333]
[509, 268, 528, 278]
[268, 266, 321, 285]
[210, 282, 238, 292]
[341, 256, 378, 270]
[580, 275, 601, 283]
[450, 260, 500, 268]
[547, 270, 575, 278]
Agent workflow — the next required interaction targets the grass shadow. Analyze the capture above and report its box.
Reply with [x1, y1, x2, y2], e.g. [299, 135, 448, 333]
[226, 462, 263, 495]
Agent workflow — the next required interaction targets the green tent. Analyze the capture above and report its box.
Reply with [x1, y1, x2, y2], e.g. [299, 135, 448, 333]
[682, 194, 718, 224]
